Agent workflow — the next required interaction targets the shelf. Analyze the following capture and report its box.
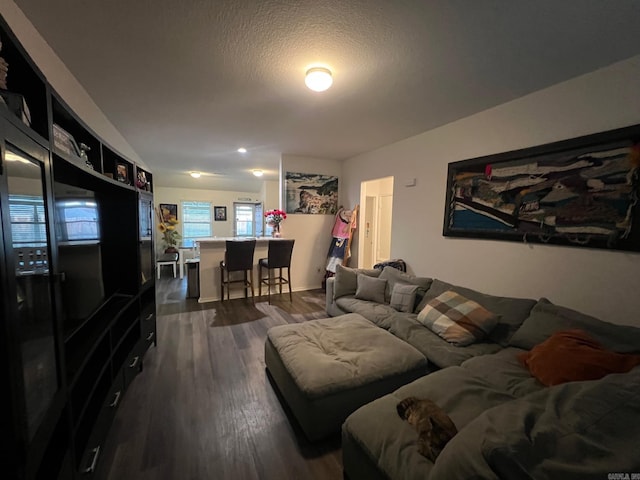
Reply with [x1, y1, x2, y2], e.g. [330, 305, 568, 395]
[64, 294, 134, 382]
[73, 367, 112, 467]
[69, 338, 111, 424]
[0, 13, 156, 480]
[52, 149, 137, 193]
[51, 94, 101, 170]
[134, 164, 153, 193]
[102, 143, 134, 187]
[111, 301, 139, 351]
[0, 18, 49, 139]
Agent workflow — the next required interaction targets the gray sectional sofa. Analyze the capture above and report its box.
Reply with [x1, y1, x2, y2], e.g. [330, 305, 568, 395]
[325, 265, 640, 479]
[266, 264, 640, 478]
[326, 265, 537, 368]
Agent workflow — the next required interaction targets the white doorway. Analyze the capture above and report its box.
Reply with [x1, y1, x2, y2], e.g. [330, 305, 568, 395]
[358, 177, 394, 268]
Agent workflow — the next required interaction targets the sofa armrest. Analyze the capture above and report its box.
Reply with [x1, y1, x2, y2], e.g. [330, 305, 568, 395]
[326, 277, 346, 317]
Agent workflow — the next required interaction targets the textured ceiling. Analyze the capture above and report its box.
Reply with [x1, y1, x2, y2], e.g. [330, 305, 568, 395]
[12, 0, 640, 192]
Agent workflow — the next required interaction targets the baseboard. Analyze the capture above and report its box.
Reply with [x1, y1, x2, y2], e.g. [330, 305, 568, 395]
[197, 284, 322, 303]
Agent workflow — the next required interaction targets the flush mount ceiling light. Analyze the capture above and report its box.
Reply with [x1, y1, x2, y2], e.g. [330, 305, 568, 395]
[252, 169, 264, 177]
[237, 147, 247, 153]
[190, 171, 201, 178]
[305, 67, 333, 92]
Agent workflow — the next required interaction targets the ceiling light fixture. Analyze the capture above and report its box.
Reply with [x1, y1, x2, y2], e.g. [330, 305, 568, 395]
[305, 67, 333, 92]
[190, 171, 201, 178]
[237, 147, 247, 153]
[252, 169, 264, 177]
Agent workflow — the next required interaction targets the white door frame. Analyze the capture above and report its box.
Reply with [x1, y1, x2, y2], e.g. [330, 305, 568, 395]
[358, 177, 394, 268]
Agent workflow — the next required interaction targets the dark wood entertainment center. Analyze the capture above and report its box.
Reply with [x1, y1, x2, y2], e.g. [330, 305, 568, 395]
[0, 15, 156, 479]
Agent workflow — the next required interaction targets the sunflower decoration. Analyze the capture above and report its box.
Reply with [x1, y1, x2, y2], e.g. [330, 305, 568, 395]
[157, 206, 181, 250]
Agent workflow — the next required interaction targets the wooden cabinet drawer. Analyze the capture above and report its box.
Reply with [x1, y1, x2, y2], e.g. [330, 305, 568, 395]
[123, 347, 143, 389]
[76, 376, 123, 477]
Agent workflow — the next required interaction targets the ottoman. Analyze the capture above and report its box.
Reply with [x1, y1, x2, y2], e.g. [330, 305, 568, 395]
[265, 313, 429, 441]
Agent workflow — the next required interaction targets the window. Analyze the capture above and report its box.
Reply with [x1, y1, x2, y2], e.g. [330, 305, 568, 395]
[182, 201, 212, 242]
[9, 195, 47, 247]
[233, 202, 263, 237]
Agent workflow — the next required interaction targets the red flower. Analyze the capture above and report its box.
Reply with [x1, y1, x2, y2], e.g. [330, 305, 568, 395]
[265, 209, 287, 224]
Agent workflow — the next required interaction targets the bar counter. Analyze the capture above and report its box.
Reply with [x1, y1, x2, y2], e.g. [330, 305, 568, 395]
[196, 237, 286, 302]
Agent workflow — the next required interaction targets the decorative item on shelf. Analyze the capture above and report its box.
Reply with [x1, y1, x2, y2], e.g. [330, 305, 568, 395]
[52, 124, 81, 157]
[0, 43, 27, 126]
[157, 204, 181, 252]
[0, 41, 7, 90]
[116, 162, 129, 184]
[265, 209, 287, 237]
[0, 89, 32, 127]
[79, 143, 93, 169]
[136, 170, 148, 190]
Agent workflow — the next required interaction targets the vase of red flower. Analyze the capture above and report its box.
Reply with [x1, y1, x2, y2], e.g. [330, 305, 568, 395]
[265, 209, 286, 237]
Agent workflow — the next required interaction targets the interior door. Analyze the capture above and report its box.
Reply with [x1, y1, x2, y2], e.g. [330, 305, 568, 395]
[376, 194, 393, 263]
[363, 196, 376, 268]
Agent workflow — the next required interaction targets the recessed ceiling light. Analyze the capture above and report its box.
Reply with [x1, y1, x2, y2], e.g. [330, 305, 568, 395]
[305, 67, 333, 92]
[237, 147, 247, 153]
[252, 169, 264, 177]
[190, 171, 201, 178]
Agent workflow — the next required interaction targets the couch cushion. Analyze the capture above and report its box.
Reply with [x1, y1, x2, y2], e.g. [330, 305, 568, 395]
[335, 296, 400, 329]
[390, 284, 419, 313]
[342, 364, 519, 480]
[379, 266, 433, 305]
[266, 313, 428, 398]
[417, 290, 498, 346]
[355, 274, 387, 303]
[509, 298, 640, 353]
[417, 279, 536, 347]
[430, 366, 640, 479]
[460, 347, 543, 399]
[387, 314, 503, 368]
[333, 264, 381, 299]
[517, 329, 640, 386]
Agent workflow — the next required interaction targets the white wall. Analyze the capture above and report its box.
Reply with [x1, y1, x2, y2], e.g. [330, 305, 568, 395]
[343, 55, 640, 326]
[154, 186, 262, 248]
[0, 0, 145, 167]
[261, 180, 279, 212]
[281, 154, 342, 291]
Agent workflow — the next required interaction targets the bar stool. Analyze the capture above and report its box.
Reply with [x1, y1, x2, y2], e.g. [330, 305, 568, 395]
[156, 252, 178, 278]
[258, 239, 295, 304]
[219, 240, 256, 301]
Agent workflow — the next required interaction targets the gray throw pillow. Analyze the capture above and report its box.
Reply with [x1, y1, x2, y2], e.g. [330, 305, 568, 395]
[509, 298, 640, 353]
[416, 278, 536, 347]
[390, 283, 419, 313]
[355, 274, 387, 304]
[378, 266, 432, 305]
[333, 264, 381, 300]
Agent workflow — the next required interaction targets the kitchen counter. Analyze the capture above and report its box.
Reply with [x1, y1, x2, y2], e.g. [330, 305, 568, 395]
[196, 236, 285, 302]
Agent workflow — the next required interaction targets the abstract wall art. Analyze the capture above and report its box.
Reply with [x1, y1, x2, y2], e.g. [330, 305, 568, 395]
[443, 124, 640, 252]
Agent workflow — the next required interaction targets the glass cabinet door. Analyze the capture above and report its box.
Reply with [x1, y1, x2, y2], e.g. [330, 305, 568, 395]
[2, 144, 58, 440]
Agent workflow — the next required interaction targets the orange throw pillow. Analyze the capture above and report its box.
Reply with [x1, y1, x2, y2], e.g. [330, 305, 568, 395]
[518, 329, 640, 386]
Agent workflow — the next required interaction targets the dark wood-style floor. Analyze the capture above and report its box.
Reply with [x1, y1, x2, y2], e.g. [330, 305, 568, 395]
[94, 277, 343, 480]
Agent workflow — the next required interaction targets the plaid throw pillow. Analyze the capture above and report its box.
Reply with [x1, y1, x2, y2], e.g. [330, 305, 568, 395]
[417, 290, 498, 346]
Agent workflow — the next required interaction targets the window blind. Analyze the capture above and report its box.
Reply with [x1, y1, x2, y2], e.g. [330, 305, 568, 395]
[182, 201, 212, 240]
[9, 195, 47, 246]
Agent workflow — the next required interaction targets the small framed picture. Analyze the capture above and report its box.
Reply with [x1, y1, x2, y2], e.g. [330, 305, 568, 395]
[214, 206, 227, 221]
[159, 203, 178, 223]
[116, 162, 129, 183]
